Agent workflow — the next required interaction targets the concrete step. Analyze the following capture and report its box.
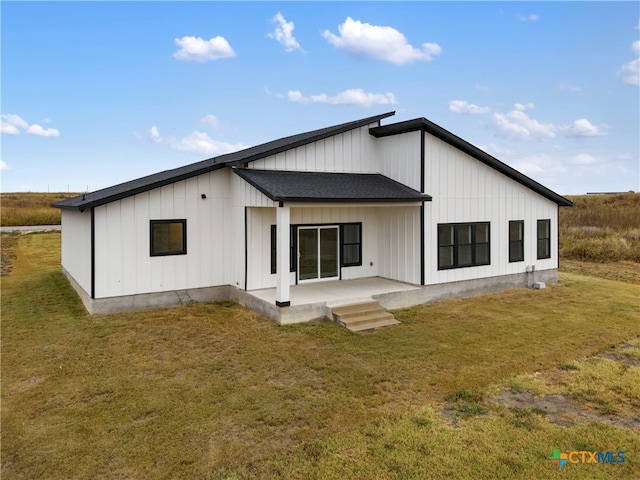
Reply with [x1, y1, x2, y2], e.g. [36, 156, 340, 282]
[332, 301, 384, 319]
[330, 300, 400, 332]
[347, 317, 401, 332]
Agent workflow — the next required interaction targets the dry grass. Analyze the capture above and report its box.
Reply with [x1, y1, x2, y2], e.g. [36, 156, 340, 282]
[1, 192, 79, 226]
[2, 232, 640, 479]
[560, 193, 640, 263]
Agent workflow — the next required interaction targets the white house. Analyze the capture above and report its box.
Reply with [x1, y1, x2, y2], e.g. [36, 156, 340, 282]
[54, 112, 572, 324]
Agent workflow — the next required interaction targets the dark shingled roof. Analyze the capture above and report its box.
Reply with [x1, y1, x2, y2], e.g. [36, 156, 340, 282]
[233, 169, 432, 203]
[53, 112, 396, 211]
[370, 118, 573, 207]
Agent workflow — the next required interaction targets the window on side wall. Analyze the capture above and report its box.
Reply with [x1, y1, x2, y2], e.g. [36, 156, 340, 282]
[150, 220, 187, 256]
[509, 220, 524, 262]
[438, 222, 490, 270]
[341, 223, 362, 267]
[537, 219, 551, 259]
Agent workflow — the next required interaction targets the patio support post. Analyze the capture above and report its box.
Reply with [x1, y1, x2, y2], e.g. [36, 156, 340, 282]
[275, 204, 291, 307]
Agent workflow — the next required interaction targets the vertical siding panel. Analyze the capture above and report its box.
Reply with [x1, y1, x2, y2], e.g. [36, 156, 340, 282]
[315, 140, 326, 171]
[120, 197, 136, 295]
[135, 193, 151, 294]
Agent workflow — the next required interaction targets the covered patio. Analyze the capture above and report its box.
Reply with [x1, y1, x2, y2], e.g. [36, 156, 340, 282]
[237, 277, 424, 325]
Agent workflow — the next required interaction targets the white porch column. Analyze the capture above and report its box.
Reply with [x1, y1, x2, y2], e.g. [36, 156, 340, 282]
[275, 204, 291, 307]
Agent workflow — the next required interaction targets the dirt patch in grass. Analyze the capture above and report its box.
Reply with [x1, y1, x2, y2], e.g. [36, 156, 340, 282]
[489, 391, 640, 429]
[1, 232, 19, 275]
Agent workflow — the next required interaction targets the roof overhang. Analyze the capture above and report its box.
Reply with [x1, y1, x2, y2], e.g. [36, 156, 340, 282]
[233, 168, 432, 204]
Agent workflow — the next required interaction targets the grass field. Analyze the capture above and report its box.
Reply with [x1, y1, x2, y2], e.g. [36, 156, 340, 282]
[0, 192, 79, 226]
[560, 192, 640, 262]
[2, 232, 639, 479]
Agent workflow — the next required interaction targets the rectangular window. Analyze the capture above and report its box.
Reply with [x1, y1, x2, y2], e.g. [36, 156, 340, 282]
[340, 223, 362, 267]
[438, 222, 490, 270]
[270, 225, 296, 274]
[509, 220, 524, 262]
[537, 219, 551, 259]
[150, 220, 186, 256]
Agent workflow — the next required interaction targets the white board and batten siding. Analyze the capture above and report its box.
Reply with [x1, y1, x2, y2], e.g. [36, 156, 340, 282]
[92, 168, 242, 299]
[422, 133, 558, 285]
[248, 124, 379, 173]
[61, 209, 92, 295]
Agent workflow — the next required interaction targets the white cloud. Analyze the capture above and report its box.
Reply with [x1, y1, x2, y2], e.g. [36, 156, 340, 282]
[558, 83, 582, 92]
[560, 118, 608, 137]
[26, 124, 59, 137]
[1, 113, 59, 137]
[448, 100, 490, 115]
[173, 35, 236, 62]
[201, 114, 219, 129]
[569, 153, 597, 165]
[169, 132, 248, 156]
[514, 102, 535, 111]
[149, 125, 162, 143]
[0, 159, 9, 170]
[518, 14, 539, 22]
[143, 116, 248, 156]
[322, 17, 442, 65]
[492, 109, 557, 140]
[287, 88, 397, 107]
[618, 40, 640, 86]
[268, 12, 302, 52]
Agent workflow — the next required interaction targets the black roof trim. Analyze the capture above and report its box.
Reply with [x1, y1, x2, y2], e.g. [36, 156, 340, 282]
[53, 112, 396, 210]
[370, 118, 573, 207]
[233, 168, 432, 203]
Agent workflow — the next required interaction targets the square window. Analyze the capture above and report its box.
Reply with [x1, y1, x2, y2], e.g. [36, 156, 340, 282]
[150, 220, 186, 256]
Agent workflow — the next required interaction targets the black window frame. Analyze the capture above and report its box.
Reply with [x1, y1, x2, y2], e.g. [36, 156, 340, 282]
[437, 222, 491, 270]
[150, 219, 187, 257]
[270, 225, 296, 274]
[537, 219, 551, 259]
[508, 220, 525, 263]
[340, 223, 362, 267]
[270, 222, 363, 274]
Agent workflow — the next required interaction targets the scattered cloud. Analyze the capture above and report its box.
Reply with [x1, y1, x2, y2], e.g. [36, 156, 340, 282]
[287, 88, 397, 107]
[558, 83, 582, 92]
[477, 143, 514, 157]
[560, 118, 608, 137]
[618, 40, 640, 86]
[322, 17, 442, 65]
[448, 100, 490, 115]
[510, 153, 566, 177]
[1, 113, 59, 137]
[492, 107, 557, 140]
[143, 124, 248, 156]
[173, 35, 236, 62]
[169, 132, 248, 156]
[514, 102, 535, 111]
[149, 126, 162, 143]
[268, 12, 302, 53]
[518, 14, 539, 22]
[569, 153, 597, 165]
[0, 159, 9, 170]
[201, 114, 219, 129]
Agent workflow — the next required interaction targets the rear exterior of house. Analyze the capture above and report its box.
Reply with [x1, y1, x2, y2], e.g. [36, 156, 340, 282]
[55, 112, 571, 320]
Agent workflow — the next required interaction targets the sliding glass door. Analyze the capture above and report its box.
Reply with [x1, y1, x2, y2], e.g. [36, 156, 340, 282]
[298, 226, 339, 282]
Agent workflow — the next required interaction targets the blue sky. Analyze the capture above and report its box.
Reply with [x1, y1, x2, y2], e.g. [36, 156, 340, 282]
[1, 1, 638, 195]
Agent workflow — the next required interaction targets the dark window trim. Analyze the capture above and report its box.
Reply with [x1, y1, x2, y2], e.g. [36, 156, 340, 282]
[150, 219, 187, 257]
[537, 219, 551, 259]
[270, 225, 296, 274]
[508, 220, 525, 263]
[340, 223, 363, 267]
[437, 222, 491, 270]
[271, 222, 363, 274]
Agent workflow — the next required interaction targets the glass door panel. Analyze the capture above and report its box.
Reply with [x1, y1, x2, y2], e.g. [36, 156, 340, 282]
[298, 228, 318, 280]
[320, 228, 338, 278]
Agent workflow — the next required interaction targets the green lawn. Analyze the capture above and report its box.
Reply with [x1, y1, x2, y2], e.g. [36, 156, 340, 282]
[2, 232, 639, 479]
